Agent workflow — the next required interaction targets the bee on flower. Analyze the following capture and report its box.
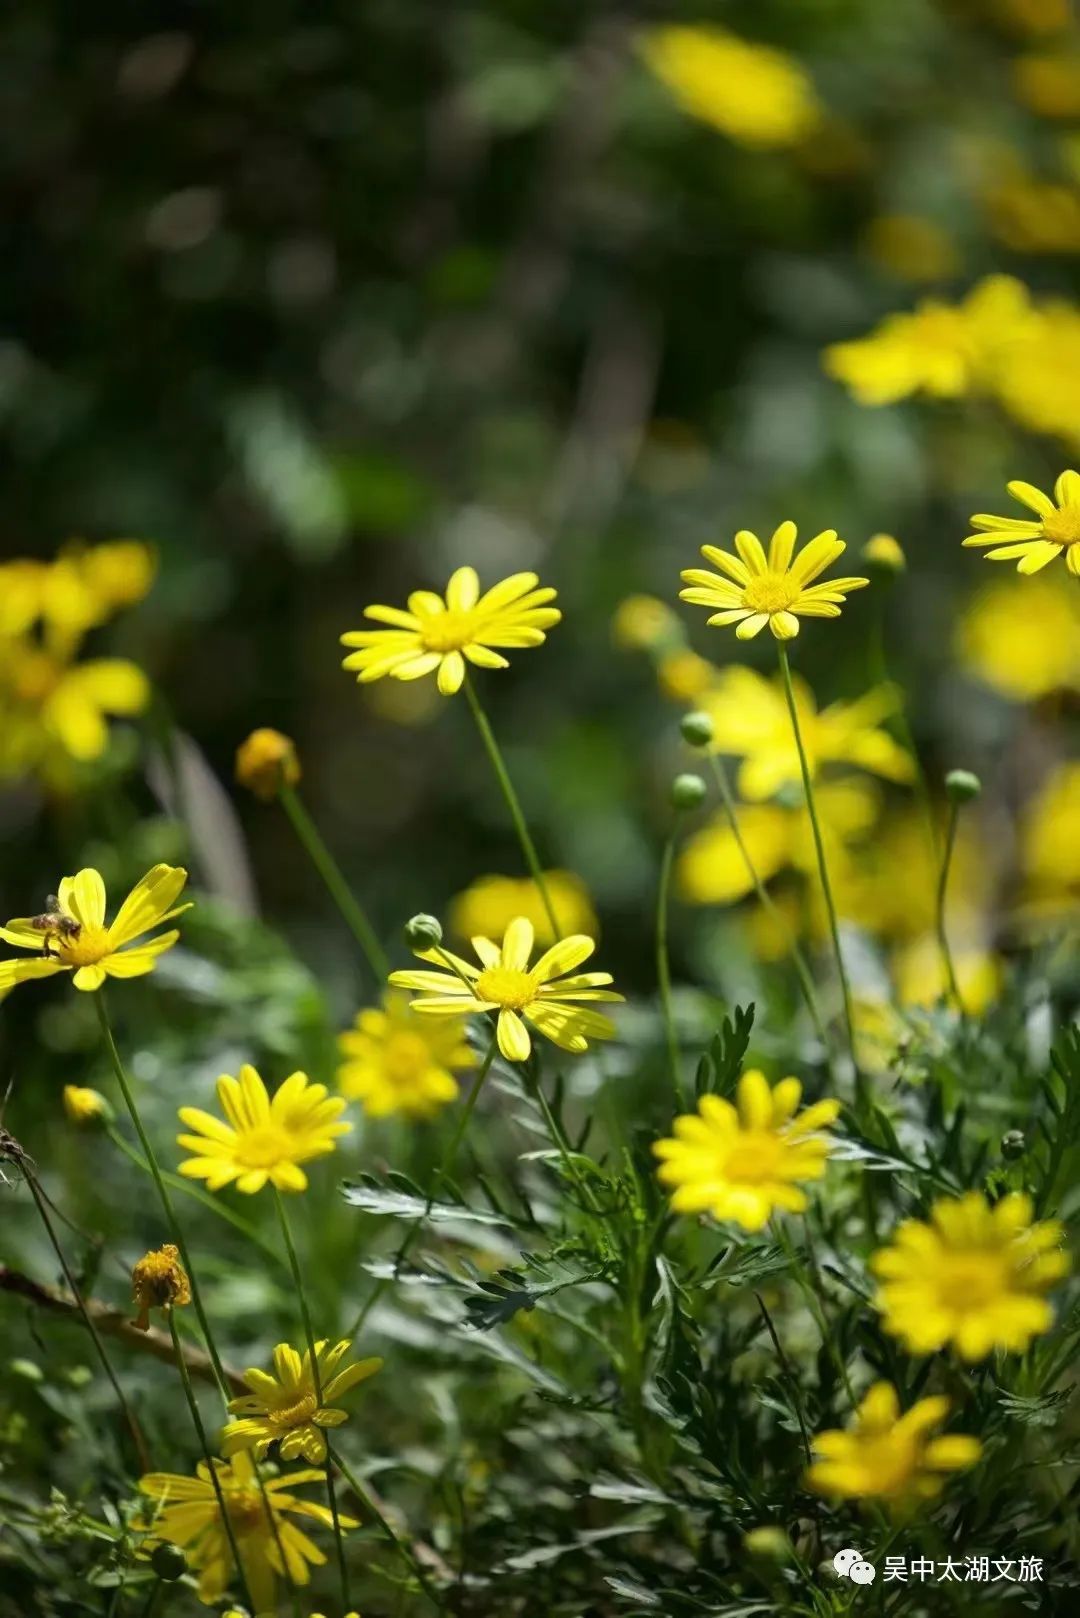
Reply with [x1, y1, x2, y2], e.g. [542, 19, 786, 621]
[177, 1066, 351, 1195]
[223, 1340, 382, 1464]
[807, 1382, 981, 1506]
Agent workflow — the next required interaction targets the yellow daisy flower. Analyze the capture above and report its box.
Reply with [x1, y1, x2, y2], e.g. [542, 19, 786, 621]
[337, 991, 475, 1119]
[448, 871, 597, 949]
[871, 1191, 1069, 1360]
[807, 1382, 981, 1504]
[389, 916, 622, 1063]
[640, 25, 821, 150]
[177, 1066, 352, 1195]
[137, 1450, 357, 1611]
[679, 523, 868, 641]
[653, 1070, 840, 1232]
[340, 567, 561, 696]
[223, 1339, 382, 1464]
[963, 469, 1080, 575]
[0, 865, 189, 995]
[0, 639, 149, 768]
[62, 1084, 110, 1124]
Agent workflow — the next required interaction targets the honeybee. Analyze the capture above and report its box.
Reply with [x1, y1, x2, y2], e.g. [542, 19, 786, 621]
[28, 896, 82, 958]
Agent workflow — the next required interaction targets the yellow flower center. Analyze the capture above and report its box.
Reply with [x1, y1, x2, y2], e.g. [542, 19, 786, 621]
[226, 1490, 267, 1534]
[385, 1031, 435, 1084]
[420, 610, 476, 654]
[234, 1126, 293, 1169]
[936, 1253, 1006, 1311]
[722, 1132, 784, 1184]
[13, 651, 62, 706]
[270, 1392, 319, 1430]
[55, 926, 111, 967]
[475, 965, 539, 1010]
[742, 574, 798, 615]
[1041, 504, 1080, 547]
[856, 1432, 917, 1496]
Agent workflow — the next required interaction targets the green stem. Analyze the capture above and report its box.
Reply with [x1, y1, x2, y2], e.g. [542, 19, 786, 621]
[462, 670, 561, 940]
[166, 1312, 255, 1615]
[331, 1443, 442, 1610]
[776, 645, 862, 1108]
[754, 1291, 812, 1466]
[935, 800, 965, 1013]
[773, 1219, 857, 1407]
[94, 994, 229, 1399]
[656, 830, 685, 1111]
[703, 749, 829, 1058]
[21, 1166, 148, 1472]
[279, 780, 389, 981]
[272, 1188, 352, 1613]
[137, 1579, 161, 1618]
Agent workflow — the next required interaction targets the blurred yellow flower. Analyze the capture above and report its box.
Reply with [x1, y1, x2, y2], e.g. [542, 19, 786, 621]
[653, 1070, 839, 1231]
[223, 1339, 382, 1464]
[337, 991, 475, 1119]
[657, 647, 716, 702]
[390, 916, 622, 1062]
[138, 1451, 356, 1611]
[824, 275, 1035, 405]
[964, 469, 1080, 575]
[640, 25, 821, 149]
[235, 727, 300, 799]
[340, 567, 560, 696]
[449, 871, 596, 948]
[986, 165, 1080, 253]
[62, 1085, 109, 1124]
[1021, 761, 1080, 922]
[0, 864, 189, 995]
[0, 541, 155, 646]
[680, 523, 868, 641]
[957, 576, 1080, 698]
[1015, 51, 1080, 117]
[131, 1243, 191, 1332]
[611, 594, 680, 652]
[872, 1192, 1069, 1359]
[892, 935, 1002, 1016]
[993, 297, 1080, 446]
[177, 1065, 351, 1195]
[808, 1383, 981, 1504]
[0, 640, 149, 772]
[994, 0, 1072, 35]
[833, 809, 987, 945]
[861, 533, 906, 571]
[863, 214, 958, 282]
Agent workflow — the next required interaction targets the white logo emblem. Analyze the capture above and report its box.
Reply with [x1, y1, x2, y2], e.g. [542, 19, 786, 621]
[834, 1548, 876, 1584]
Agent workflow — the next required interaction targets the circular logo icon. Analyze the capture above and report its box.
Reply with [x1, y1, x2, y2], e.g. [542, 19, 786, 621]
[850, 1560, 876, 1585]
[833, 1548, 863, 1576]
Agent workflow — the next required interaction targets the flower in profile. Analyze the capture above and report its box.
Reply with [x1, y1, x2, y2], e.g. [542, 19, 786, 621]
[448, 871, 597, 949]
[964, 470, 1080, 575]
[653, 1070, 839, 1231]
[131, 1244, 191, 1332]
[957, 575, 1080, 700]
[861, 533, 906, 571]
[177, 1066, 351, 1195]
[640, 25, 821, 149]
[223, 1340, 382, 1464]
[340, 567, 560, 697]
[872, 1192, 1069, 1360]
[337, 991, 475, 1119]
[235, 728, 300, 800]
[390, 916, 622, 1062]
[680, 524, 868, 641]
[0, 865, 189, 996]
[137, 1450, 357, 1611]
[807, 1383, 981, 1505]
[63, 1085, 110, 1125]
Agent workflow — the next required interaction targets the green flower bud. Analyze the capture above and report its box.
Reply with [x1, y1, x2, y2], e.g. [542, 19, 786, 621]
[150, 1542, 188, 1581]
[680, 710, 715, 749]
[1001, 1129, 1026, 1161]
[945, 769, 981, 803]
[744, 1526, 793, 1562]
[671, 773, 707, 811]
[404, 914, 443, 951]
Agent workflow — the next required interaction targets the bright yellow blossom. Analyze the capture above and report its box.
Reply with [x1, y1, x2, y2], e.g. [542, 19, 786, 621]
[448, 871, 597, 949]
[340, 567, 560, 696]
[872, 1192, 1069, 1360]
[337, 991, 475, 1119]
[808, 1383, 981, 1505]
[390, 916, 622, 1063]
[993, 297, 1080, 447]
[964, 469, 1080, 575]
[138, 1450, 357, 1611]
[223, 1339, 382, 1464]
[0, 865, 189, 995]
[957, 576, 1080, 699]
[653, 1070, 839, 1232]
[177, 1066, 351, 1195]
[680, 524, 868, 641]
[131, 1244, 191, 1332]
[62, 1085, 109, 1124]
[640, 25, 821, 149]
[235, 728, 300, 799]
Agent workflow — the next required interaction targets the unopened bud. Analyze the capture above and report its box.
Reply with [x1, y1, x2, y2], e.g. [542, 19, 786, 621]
[671, 773, 707, 811]
[680, 710, 714, 749]
[946, 769, 981, 803]
[862, 533, 906, 573]
[405, 914, 443, 951]
[1001, 1129, 1026, 1161]
[744, 1526, 792, 1562]
[150, 1543, 188, 1581]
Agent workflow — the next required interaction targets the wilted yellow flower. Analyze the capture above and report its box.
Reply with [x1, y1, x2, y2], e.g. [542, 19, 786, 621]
[808, 1383, 981, 1504]
[957, 575, 1080, 699]
[62, 1085, 109, 1124]
[223, 1340, 382, 1464]
[863, 214, 958, 282]
[138, 1451, 357, 1611]
[1015, 51, 1080, 117]
[340, 567, 560, 696]
[337, 991, 475, 1119]
[1021, 761, 1080, 922]
[872, 1192, 1069, 1359]
[448, 871, 596, 949]
[0, 864, 189, 995]
[861, 533, 906, 571]
[177, 1066, 351, 1195]
[131, 1244, 191, 1332]
[611, 594, 680, 651]
[235, 728, 301, 800]
[390, 916, 622, 1062]
[653, 1070, 839, 1231]
[640, 25, 821, 149]
[680, 523, 868, 641]
[964, 469, 1080, 575]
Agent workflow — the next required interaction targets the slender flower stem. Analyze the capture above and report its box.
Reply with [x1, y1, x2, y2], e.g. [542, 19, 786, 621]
[94, 994, 230, 1399]
[775, 646, 862, 1107]
[936, 800, 965, 1013]
[754, 1291, 811, 1466]
[772, 1220, 857, 1407]
[330, 1443, 442, 1609]
[137, 1580, 162, 1618]
[166, 1311, 255, 1616]
[278, 780, 389, 981]
[461, 671, 561, 940]
[656, 830, 685, 1111]
[20, 1166, 148, 1471]
[272, 1187, 352, 1613]
[703, 749, 830, 1057]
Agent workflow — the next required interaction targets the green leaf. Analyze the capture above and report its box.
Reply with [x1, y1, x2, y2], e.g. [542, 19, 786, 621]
[342, 1173, 508, 1226]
